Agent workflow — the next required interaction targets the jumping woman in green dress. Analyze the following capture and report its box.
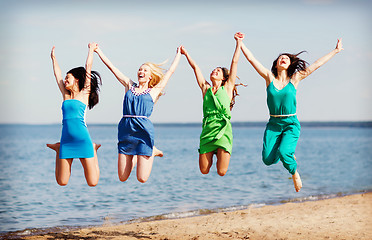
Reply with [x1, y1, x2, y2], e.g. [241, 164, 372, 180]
[180, 32, 244, 176]
[240, 37, 343, 191]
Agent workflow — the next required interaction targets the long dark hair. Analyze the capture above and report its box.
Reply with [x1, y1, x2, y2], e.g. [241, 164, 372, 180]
[67, 67, 102, 109]
[271, 51, 308, 79]
[219, 67, 246, 110]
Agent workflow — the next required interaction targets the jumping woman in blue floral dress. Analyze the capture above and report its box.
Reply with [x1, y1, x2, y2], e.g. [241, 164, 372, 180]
[94, 44, 181, 183]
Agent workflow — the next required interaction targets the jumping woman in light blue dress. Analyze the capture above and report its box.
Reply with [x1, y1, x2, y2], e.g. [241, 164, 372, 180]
[240, 37, 343, 192]
[47, 43, 102, 187]
[94, 44, 181, 183]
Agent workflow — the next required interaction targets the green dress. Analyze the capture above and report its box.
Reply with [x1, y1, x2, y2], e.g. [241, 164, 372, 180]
[199, 86, 233, 154]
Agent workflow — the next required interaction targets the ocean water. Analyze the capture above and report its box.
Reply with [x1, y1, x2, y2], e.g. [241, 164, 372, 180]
[0, 123, 371, 236]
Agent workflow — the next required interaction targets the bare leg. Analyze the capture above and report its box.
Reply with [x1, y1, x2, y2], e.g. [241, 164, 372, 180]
[47, 143, 73, 186]
[80, 143, 101, 187]
[118, 154, 136, 182]
[136, 155, 154, 183]
[199, 152, 214, 175]
[216, 148, 231, 176]
[292, 154, 302, 192]
[56, 158, 73, 186]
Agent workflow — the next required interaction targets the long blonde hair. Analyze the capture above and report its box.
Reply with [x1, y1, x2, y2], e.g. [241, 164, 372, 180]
[143, 62, 165, 88]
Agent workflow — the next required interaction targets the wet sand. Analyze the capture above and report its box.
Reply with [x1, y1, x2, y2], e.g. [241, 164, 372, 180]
[21, 192, 372, 240]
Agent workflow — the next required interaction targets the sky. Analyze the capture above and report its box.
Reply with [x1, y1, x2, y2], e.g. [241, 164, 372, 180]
[0, 0, 371, 124]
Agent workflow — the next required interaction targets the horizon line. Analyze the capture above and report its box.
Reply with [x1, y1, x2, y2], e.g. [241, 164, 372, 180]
[1, 121, 371, 128]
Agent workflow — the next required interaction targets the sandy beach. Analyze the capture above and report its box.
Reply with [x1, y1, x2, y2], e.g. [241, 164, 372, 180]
[17, 192, 372, 240]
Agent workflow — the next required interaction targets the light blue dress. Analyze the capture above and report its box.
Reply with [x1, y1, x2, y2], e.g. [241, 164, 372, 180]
[59, 99, 94, 159]
[117, 85, 154, 156]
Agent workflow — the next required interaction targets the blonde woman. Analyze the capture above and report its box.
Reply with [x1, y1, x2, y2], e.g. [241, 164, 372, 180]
[94, 44, 181, 183]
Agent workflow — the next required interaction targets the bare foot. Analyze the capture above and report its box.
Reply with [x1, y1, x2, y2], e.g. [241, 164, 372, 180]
[93, 143, 101, 151]
[153, 146, 164, 157]
[46, 142, 60, 151]
[292, 170, 302, 192]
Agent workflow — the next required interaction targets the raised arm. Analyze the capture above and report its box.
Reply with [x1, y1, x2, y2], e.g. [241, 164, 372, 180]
[94, 44, 131, 89]
[180, 46, 210, 95]
[151, 46, 182, 101]
[224, 32, 243, 94]
[84, 43, 96, 90]
[51, 46, 69, 97]
[241, 40, 273, 86]
[292, 38, 343, 85]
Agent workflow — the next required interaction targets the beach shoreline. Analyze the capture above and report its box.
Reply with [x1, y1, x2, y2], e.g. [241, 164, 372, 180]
[5, 192, 371, 240]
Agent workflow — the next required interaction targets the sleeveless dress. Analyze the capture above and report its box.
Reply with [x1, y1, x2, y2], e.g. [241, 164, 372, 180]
[262, 81, 301, 175]
[199, 86, 233, 154]
[59, 99, 94, 159]
[117, 84, 154, 156]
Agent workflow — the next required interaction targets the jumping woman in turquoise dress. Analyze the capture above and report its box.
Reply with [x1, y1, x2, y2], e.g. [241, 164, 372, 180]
[94, 43, 181, 183]
[47, 43, 102, 187]
[240, 37, 343, 192]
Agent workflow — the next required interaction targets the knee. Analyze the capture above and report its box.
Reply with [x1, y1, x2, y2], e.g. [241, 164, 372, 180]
[87, 181, 98, 187]
[217, 168, 227, 176]
[262, 154, 275, 166]
[118, 174, 129, 182]
[56, 178, 68, 186]
[199, 166, 210, 175]
[262, 157, 272, 166]
[86, 178, 99, 187]
[262, 149, 275, 166]
[137, 176, 149, 183]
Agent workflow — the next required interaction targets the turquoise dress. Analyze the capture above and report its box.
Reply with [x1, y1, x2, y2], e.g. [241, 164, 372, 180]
[117, 85, 154, 156]
[59, 99, 94, 159]
[262, 81, 301, 175]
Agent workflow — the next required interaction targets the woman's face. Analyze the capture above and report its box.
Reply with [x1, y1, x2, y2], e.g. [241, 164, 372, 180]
[137, 64, 152, 83]
[210, 67, 224, 81]
[277, 55, 291, 70]
[64, 73, 78, 90]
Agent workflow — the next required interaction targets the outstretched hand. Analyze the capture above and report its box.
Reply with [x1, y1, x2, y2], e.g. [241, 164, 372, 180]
[176, 45, 182, 54]
[234, 32, 244, 41]
[335, 38, 343, 53]
[51, 46, 56, 59]
[88, 42, 98, 51]
[180, 45, 187, 55]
